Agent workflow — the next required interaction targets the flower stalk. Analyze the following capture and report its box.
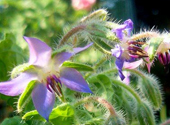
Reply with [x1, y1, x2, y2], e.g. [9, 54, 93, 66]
[74, 96, 116, 116]
[59, 24, 86, 46]
[111, 79, 142, 103]
[131, 31, 159, 41]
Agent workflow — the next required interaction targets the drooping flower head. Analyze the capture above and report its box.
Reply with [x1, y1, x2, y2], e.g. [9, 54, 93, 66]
[111, 19, 147, 80]
[0, 37, 93, 121]
[157, 37, 170, 66]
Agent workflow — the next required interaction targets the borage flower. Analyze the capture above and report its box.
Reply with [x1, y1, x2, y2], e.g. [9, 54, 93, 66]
[0, 37, 93, 121]
[111, 19, 147, 80]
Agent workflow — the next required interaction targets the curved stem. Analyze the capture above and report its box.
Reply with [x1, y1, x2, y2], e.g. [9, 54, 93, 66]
[111, 79, 142, 103]
[160, 119, 170, 125]
[131, 31, 159, 41]
[124, 69, 145, 79]
[102, 68, 145, 79]
[74, 96, 116, 116]
[58, 25, 86, 46]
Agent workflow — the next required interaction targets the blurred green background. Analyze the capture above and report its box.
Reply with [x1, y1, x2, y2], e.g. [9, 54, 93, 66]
[0, 0, 170, 123]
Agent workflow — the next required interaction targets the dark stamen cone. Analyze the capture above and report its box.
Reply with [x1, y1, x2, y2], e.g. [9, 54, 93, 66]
[47, 75, 63, 97]
[128, 45, 148, 58]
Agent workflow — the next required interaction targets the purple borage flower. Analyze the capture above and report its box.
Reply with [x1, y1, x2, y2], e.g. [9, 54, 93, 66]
[0, 36, 93, 121]
[111, 19, 147, 80]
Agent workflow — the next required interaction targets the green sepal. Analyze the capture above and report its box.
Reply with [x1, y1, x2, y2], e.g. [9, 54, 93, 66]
[52, 44, 71, 58]
[80, 9, 108, 22]
[105, 21, 119, 29]
[22, 103, 74, 125]
[17, 80, 37, 113]
[94, 39, 113, 51]
[94, 42, 112, 55]
[87, 23, 119, 42]
[148, 37, 163, 62]
[136, 102, 156, 125]
[11, 63, 34, 79]
[62, 61, 94, 71]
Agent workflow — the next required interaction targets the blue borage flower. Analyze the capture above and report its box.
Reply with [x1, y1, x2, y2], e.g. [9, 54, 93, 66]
[111, 19, 147, 80]
[0, 36, 93, 120]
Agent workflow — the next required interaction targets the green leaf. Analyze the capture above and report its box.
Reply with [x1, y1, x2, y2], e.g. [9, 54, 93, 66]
[0, 33, 26, 81]
[62, 61, 94, 71]
[148, 37, 163, 62]
[50, 103, 74, 125]
[22, 103, 75, 125]
[17, 81, 37, 113]
[88, 74, 113, 102]
[22, 110, 45, 121]
[11, 63, 34, 79]
[1, 116, 28, 125]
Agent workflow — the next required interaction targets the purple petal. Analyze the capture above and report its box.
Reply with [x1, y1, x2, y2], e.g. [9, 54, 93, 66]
[118, 70, 125, 81]
[111, 44, 123, 58]
[54, 52, 73, 67]
[0, 72, 37, 96]
[124, 19, 133, 37]
[60, 67, 92, 93]
[112, 25, 126, 40]
[112, 19, 133, 39]
[32, 84, 55, 121]
[73, 43, 93, 54]
[123, 59, 143, 69]
[115, 58, 125, 80]
[23, 36, 52, 67]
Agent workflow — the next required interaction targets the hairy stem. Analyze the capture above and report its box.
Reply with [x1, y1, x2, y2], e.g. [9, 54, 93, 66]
[131, 31, 159, 41]
[125, 69, 145, 79]
[59, 25, 86, 46]
[111, 79, 142, 103]
[74, 96, 116, 116]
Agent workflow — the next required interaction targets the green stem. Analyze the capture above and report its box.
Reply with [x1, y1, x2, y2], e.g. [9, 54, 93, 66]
[111, 79, 142, 103]
[74, 96, 117, 116]
[101, 68, 118, 74]
[58, 24, 86, 46]
[124, 69, 145, 79]
[102, 68, 145, 79]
